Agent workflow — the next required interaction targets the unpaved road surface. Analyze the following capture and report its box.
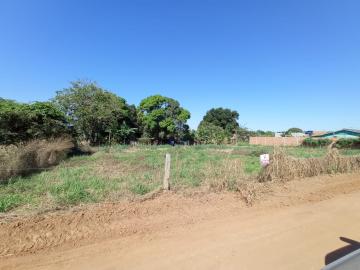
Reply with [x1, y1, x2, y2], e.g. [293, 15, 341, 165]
[1, 173, 360, 270]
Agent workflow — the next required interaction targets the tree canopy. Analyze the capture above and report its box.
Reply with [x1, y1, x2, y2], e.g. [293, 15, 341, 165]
[1, 82, 273, 146]
[196, 107, 240, 144]
[0, 99, 68, 144]
[200, 107, 239, 135]
[138, 95, 191, 143]
[53, 80, 138, 144]
[252, 130, 275, 137]
[285, 127, 303, 135]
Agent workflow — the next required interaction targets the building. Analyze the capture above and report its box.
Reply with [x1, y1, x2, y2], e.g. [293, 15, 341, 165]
[312, 129, 360, 139]
[290, 132, 307, 137]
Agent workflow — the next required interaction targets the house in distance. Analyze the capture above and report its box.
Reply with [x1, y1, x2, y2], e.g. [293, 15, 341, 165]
[311, 129, 360, 139]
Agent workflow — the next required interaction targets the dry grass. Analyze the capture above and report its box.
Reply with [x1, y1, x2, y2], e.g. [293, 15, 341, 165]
[259, 148, 360, 182]
[205, 158, 244, 191]
[202, 158, 266, 205]
[0, 138, 74, 183]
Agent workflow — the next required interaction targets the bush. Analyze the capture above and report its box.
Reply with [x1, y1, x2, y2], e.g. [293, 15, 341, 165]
[196, 122, 227, 144]
[0, 138, 74, 183]
[0, 99, 70, 145]
[302, 138, 331, 147]
[335, 138, 360, 149]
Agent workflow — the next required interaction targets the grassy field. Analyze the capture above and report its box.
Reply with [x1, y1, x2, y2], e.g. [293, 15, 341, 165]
[1, 144, 360, 213]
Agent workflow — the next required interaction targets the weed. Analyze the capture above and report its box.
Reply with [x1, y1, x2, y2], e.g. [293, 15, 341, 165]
[130, 182, 151, 195]
[0, 194, 23, 212]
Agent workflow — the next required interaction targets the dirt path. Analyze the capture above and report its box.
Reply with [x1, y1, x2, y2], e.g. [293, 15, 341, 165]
[1, 173, 360, 270]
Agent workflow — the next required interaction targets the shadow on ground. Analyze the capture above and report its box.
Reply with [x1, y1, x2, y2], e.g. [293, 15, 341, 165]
[325, 237, 360, 265]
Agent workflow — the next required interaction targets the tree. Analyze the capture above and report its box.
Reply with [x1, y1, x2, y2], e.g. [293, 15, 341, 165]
[252, 130, 275, 137]
[113, 122, 138, 144]
[200, 107, 239, 135]
[196, 122, 226, 144]
[236, 126, 253, 141]
[285, 127, 303, 136]
[53, 80, 138, 144]
[197, 107, 240, 144]
[0, 99, 26, 143]
[138, 95, 191, 143]
[0, 99, 69, 144]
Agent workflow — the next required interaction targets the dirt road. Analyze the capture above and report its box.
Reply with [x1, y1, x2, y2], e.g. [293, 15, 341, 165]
[1, 173, 360, 270]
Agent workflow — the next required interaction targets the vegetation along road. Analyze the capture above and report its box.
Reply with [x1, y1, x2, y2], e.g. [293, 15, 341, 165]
[1, 173, 360, 270]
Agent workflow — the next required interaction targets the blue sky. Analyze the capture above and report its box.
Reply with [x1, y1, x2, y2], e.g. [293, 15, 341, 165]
[1, 0, 359, 131]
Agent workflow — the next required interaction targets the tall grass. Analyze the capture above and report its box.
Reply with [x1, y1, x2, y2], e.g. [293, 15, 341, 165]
[0, 138, 74, 183]
[259, 148, 360, 182]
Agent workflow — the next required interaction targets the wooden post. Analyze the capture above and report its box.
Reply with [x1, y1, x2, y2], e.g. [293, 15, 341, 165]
[163, 153, 171, 190]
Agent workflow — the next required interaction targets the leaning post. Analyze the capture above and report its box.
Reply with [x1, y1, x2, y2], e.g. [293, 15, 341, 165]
[163, 153, 171, 190]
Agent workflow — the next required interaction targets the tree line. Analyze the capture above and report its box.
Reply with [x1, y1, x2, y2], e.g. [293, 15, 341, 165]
[0, 80, 271, 145]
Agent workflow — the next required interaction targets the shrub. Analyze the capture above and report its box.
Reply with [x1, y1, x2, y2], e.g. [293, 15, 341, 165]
[302, 138, 332, 147]
[0, 99, 70, 145]
[335, 138, 360, 149]
[196, 122, 227, 144]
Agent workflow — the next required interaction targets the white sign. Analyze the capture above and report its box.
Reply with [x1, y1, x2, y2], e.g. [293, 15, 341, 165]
[260, 154, 270, 167]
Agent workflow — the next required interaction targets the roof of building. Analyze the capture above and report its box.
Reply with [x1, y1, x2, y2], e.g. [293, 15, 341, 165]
[342, 129, 360, 134]
[311, 131, 328, 136]
[313, 129, 360, 137]
[291, 132, 307, 137]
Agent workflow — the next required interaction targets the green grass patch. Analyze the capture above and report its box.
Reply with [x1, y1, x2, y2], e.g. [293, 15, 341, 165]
[129, 182, 152, 195]
[50, 167, 112, 205]
[0, 194, 23, 212]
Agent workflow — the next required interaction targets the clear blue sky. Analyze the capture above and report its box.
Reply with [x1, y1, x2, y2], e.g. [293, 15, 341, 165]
[1, 0, 359, 131]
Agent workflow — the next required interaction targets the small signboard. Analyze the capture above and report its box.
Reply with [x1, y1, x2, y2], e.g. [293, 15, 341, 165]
[260, 154, 270, 167]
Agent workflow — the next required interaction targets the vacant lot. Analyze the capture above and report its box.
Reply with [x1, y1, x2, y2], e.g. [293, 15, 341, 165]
[1, 144, 360, 214]
[1, 145, 360, 269]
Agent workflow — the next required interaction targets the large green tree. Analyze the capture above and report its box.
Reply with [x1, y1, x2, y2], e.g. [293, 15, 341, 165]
[200, 107, 240, 135]
[138, 95, 191, 143]
[196, 107, 240, 144]
[285, 127, 303, 135]
[0, 99, 68, 144]
[53, 81, 138, 144]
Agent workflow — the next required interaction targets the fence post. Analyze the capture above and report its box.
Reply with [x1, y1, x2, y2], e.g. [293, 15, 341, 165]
[163, 153, 171, 190]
